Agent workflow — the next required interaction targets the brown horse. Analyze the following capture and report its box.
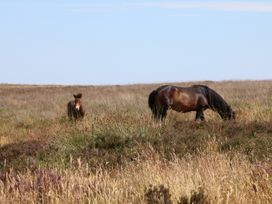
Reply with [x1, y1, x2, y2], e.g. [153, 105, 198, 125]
[148, 85, 235, 121]
[67, 93, 85, 121]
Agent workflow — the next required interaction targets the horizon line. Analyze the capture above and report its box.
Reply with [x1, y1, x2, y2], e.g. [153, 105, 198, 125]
[1, 79, 272, 87]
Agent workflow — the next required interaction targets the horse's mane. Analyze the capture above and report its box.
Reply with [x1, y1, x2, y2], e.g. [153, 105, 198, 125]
[191, 84, 209, 89]
[193, 85, 230, 115]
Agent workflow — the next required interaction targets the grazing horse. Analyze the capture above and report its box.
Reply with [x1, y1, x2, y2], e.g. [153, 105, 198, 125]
[67, 93, 85, 121]
[148, 85, 235, 121]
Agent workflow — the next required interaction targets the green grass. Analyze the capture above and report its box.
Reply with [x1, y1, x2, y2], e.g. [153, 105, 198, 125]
[3, 118, 272, 171]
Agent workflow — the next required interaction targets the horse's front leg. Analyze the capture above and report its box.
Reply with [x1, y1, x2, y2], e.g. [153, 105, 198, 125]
[195, 109, 205, 121]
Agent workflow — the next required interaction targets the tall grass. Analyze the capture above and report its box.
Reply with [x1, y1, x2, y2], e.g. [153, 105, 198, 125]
[0, 153, 271, 203]
[0, 81, 272, 203]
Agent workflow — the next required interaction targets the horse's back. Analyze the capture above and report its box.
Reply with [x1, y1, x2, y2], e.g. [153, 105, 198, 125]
[155, 85, 209, 112]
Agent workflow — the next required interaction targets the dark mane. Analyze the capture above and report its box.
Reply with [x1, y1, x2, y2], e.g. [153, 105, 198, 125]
[191, 84, 209, 89]
[193, 85, 231, 118]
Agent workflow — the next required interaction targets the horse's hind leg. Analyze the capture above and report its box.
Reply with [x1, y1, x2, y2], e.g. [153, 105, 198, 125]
[160, 105, 168, 120]
[159, 95, 170, 120]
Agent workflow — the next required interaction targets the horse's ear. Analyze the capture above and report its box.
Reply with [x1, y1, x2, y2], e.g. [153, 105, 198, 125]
[73, 93, 82, 99]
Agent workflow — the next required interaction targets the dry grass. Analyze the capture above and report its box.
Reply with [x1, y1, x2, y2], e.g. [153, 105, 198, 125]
[0, 153, 271, 203]
[0, 80, 272, 203]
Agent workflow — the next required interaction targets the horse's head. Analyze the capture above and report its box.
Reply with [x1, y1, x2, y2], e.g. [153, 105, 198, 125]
[73, 93, 82, 111]
[223, 106, 236, 120]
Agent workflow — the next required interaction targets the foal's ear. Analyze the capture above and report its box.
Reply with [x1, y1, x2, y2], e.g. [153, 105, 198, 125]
[73, 93, 82, 99]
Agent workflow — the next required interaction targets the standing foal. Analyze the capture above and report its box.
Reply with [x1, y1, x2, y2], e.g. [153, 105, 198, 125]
[67, 93, 85, 121]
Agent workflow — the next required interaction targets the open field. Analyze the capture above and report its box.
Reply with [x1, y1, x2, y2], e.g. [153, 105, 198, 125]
[0, 80, 272, 203]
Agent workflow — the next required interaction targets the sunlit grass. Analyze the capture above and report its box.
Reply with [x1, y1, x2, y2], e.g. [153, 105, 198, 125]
[0, 80, 272, 203]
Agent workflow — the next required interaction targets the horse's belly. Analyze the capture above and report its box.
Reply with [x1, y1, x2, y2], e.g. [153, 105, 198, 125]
[171, 103, 195, 112]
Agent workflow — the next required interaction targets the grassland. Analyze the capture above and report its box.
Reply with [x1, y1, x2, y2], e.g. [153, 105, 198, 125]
[0, 81, 272, 203]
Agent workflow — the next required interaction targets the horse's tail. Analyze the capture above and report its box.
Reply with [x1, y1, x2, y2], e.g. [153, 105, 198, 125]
[148, 90, 158, 117]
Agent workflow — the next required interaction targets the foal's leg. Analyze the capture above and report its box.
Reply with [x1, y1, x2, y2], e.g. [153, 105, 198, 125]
[67, 104, 73, 121]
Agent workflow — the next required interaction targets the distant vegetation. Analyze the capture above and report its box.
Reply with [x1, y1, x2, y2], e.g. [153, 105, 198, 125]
[0, 81, 272, 203]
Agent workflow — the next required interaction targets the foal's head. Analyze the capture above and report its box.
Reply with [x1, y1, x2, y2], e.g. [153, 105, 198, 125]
[73, 93, 82, 110]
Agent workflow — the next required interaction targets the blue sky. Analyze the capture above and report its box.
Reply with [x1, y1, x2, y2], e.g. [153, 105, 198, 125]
[0, 0, 272, 85]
